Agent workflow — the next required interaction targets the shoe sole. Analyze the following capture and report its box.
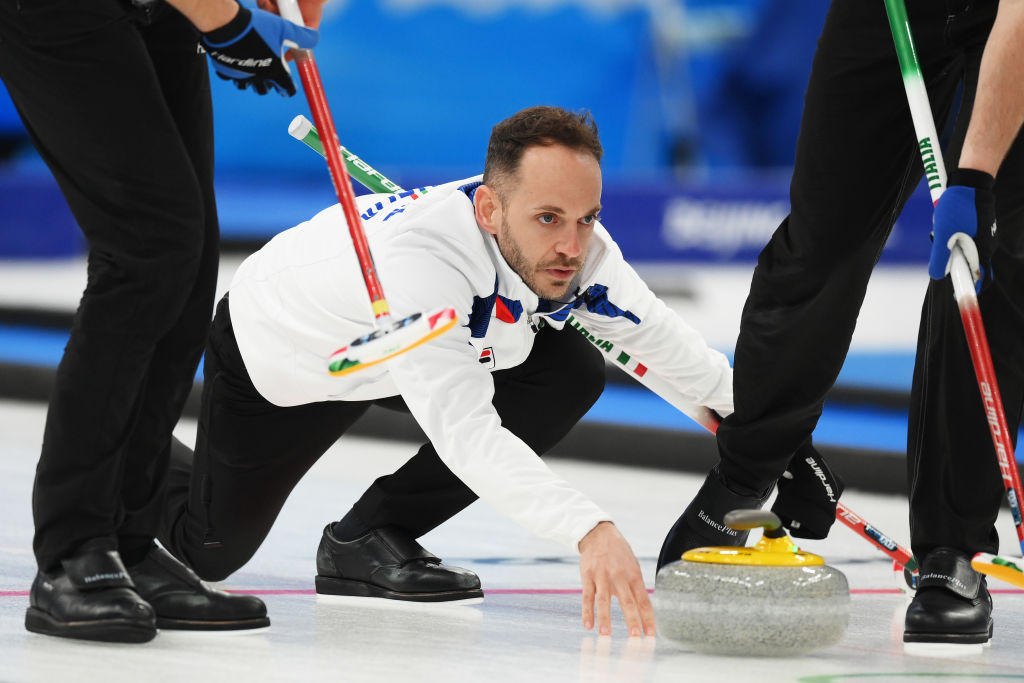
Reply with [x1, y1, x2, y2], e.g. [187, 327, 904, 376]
[903, 619, 993, 646]
[316, 593, 485, 609]
[315, 575, 484, 603]
[903, 641, 986, 657]
[25, 607, 156, 643]
[156, 616, 271, 631]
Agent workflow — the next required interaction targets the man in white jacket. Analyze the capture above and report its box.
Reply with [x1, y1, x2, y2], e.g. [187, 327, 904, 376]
[159, 106, 733, 637]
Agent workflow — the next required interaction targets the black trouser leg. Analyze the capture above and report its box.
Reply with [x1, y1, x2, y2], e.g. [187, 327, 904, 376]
[349, 324, 606, 538]
[0, 0, 216, 572]
[159, 298, 372, 582]
[161, 310, 604, 580]
[715, 0, 972, 495]
[116, 9, 219, 565]
[908, 130, 1024, 558]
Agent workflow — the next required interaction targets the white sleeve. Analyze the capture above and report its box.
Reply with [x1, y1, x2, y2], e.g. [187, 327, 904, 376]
[384, 255, 611, 552]
[575, 236, 733, 418]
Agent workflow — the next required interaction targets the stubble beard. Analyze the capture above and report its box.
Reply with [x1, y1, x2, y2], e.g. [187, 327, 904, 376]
[496, 216, 583, 301]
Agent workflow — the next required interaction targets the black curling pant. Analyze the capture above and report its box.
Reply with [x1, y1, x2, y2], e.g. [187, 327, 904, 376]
[159, 297, 606, 582]
[908, 154, 1024, 558]
[0, 1, 219, 572]
[715, 0, 1024, 557]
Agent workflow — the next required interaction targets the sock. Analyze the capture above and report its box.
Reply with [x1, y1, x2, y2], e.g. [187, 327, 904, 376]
[118, 542, 154, 567]
[331, 510, 371, 541]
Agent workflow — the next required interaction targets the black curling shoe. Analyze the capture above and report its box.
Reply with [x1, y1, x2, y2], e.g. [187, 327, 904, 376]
[25, 549, 156, 643]
[315, 524, 483, 603]
[657, 465, 772, 570]
[128, 545, 269, 631]
[904, 547, 993, 646]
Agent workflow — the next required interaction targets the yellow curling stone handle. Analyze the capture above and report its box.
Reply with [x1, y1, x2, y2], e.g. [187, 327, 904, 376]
[681, 509, 826, 567]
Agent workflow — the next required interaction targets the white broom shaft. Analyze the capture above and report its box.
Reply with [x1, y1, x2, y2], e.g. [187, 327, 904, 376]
[276, 0, 304, 25]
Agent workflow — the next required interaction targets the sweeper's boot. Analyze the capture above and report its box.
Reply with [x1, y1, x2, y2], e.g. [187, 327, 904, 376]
[657, 465, 772, 570]
[25, 549, 156, 643]
[315, 524, 483, 603]
[129, 545, 269, 632]
[904, 547, 993, 649]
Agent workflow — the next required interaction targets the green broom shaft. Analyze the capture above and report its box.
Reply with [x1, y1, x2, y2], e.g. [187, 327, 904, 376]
[289, 116, 403, 194]
[882, 0, 947, 199]
[883, 0, 923, 80]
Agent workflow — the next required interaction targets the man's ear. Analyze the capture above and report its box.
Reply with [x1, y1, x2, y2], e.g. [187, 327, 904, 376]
[475, 184, 500, 236]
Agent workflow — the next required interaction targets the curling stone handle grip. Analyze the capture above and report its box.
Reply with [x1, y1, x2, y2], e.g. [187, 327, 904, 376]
[723, 509, 785, 537]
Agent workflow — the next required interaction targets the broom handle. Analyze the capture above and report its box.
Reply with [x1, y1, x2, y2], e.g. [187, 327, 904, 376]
[277, 0, 392, 325]
[289, 116, 401, 195]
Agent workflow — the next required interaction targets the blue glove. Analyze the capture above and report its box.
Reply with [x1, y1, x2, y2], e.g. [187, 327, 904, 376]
[201, 5, 319, 97]
[929, 168, 997, 293]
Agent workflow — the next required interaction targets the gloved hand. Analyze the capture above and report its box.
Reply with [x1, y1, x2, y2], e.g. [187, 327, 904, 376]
[770, 443, 844, 540]
[929, 168, 997, 293]
[200, 5, 319, 97]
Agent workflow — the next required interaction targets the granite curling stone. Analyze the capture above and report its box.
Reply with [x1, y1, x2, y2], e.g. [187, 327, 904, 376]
[653, 510, 850, 656]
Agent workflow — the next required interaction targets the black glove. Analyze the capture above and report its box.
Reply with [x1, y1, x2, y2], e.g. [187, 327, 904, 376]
[200, 5, 319, 97]
[929, 168, 997, 293]
[771, 443, 845, 540]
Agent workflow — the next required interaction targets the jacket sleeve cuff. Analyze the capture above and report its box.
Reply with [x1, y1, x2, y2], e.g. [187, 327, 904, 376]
[950, 168, 995, 191]
[572, 514, 615, 555]
[202, 4, 249, 44]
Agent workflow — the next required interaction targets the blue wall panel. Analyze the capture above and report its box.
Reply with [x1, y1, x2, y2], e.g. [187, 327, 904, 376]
[210, 2, 654, 180]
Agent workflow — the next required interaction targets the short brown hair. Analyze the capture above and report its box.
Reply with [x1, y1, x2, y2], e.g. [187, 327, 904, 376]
[483, 106, 603, 202]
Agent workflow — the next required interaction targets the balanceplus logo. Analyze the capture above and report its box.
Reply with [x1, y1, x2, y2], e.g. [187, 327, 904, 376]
[698, 509, 738, 537]
[920, 572, 968, 593]
[83, 571, 128, 584]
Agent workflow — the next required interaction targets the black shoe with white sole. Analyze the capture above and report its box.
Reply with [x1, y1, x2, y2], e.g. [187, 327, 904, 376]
[128, 545, 269, 631]
[315, 524, 483, 603]
[657, 465, 772, 570]
[25, 549, 156, 643]
[904, 547, 993, 646]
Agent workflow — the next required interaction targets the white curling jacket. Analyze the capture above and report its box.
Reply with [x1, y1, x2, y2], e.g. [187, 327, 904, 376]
[228, 176, 733, 551]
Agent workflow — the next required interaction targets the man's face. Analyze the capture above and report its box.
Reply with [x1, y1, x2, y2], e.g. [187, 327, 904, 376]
[476, 144, 602, 300]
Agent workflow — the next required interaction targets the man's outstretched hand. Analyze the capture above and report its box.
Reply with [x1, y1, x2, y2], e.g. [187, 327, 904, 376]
[578, 521, 656, 637]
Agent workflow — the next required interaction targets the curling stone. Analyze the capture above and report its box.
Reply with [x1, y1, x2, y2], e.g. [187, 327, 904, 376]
[653, 510, 849, 656]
